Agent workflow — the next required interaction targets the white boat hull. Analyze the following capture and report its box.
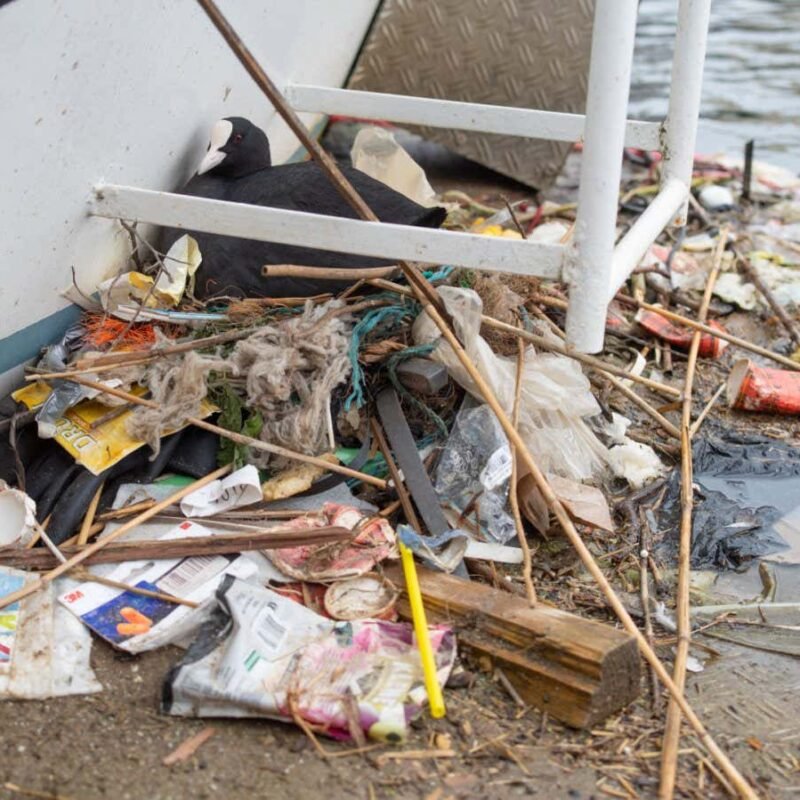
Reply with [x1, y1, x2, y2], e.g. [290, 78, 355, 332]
[0, 0, 379, 392]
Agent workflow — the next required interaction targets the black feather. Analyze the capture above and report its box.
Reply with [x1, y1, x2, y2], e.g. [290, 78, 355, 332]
[160, 117, 446, 299]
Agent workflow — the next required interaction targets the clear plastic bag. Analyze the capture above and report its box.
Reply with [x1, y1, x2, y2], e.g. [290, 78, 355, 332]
[434, 403, 515, 543]
[413, 287, 609, 482]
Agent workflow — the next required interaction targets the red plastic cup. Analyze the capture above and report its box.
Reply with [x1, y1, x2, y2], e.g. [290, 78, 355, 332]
[727, 358, 800, 415]
[636, 309, 728, 359]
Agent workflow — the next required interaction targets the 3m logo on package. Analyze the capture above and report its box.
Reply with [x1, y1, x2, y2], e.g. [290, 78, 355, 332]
[13, 382, 215, 475]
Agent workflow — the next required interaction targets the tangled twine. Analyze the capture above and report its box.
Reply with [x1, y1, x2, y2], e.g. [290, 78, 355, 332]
[129, 300, 352, 463]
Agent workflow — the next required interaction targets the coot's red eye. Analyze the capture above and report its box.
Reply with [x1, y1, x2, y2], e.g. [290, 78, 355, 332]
[232, 133, 243, 144]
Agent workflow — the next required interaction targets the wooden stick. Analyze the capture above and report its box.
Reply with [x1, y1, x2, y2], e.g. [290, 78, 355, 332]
[77, 483, 104, 546]
[417, 298, 757, 799]
[689, 382, 725, 439]
[660, 227, 727, 800]
[59, 375, 387, 489]
[26, 328, 258, 381]
[27, 358, 155, 381]
[262, 264, 400, 281]
[191, 16, 755, 795]
[59, 499, 168, 546]
[597, 372, 681, 440]
[97, 499, 159, 521]
[194, 419, 385, 487]
[162, 727, 216, 766]
[75, 327, 254, 370]
[70, 567, 198, 607]
[0, 466, 231, 610]
[370, 418, 423, 533]
[510, 337, 536, 607]
[615, 294, 800, 372]
[368, 278, 682, 399]
[637, 509, 660, 708]
[735, 247, 800, 347]
[0, 526, 352, 570]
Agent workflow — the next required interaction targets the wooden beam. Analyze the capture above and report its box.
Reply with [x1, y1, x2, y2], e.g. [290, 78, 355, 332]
[89, 184, 565, 279]
[384, 565, 640, 728]
[0, 526, 351, 570]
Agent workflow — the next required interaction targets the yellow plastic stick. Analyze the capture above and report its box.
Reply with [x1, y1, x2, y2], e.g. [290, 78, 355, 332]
[398, 540, 446, 718]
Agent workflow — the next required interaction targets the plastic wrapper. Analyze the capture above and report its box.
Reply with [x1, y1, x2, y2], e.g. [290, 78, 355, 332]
[163, 576, 456, 743]
[434, 403, 516, 543]
[153, 234, 202, 305]
[413, 287, 609, 481]
[0, 568, 101, 698]
[350, 126, 438, 207]
[13, 382, 216, 476]
[32, 324, 90, 438]
[58, 518, 262, 653]
[179, 464, 262, 517]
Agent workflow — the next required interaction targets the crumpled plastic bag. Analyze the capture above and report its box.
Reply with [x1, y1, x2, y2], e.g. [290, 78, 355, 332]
[434, 403, 516, 543]
[351, 126, 438, 207]
[164, 576, 456, 743]
[413, 286, 609, 481]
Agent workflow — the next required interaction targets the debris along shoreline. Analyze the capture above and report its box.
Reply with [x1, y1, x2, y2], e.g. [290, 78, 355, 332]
[4, 20, 800, 800]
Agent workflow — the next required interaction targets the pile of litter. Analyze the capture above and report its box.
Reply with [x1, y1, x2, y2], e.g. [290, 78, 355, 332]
[3, 118, 800, 798]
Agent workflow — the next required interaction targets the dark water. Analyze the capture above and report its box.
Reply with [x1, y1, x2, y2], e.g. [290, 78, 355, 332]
[631, 0, 800, 172]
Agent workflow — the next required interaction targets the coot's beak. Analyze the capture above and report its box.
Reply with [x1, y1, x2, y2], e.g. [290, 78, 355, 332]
[197, 147, 226, 175]
[196, 119, 233, 175]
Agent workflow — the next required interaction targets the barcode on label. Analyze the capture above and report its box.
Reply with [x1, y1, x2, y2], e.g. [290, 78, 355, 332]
[256, 607, 287, 654]
[157, 555, 228, 596]
[480, 447, 513, 490]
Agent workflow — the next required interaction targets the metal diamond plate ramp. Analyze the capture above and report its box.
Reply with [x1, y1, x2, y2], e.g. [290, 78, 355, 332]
[349, 0, 595, 190]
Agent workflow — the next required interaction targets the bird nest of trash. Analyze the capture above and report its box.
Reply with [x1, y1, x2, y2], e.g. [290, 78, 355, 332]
[2, 116, 800, 798]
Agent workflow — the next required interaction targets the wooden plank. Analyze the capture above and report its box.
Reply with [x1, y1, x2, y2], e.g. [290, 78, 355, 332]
[90, 185, 565, 279]
[286, 84, 663, 150]
[0, 526, 352, 570]
[385, 564, 640, 728]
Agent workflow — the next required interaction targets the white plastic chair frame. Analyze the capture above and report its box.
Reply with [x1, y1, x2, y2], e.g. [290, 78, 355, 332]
[90, 0, 711, 353]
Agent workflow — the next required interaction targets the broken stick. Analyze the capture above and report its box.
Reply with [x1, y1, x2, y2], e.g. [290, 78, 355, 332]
[262, 264, 399, 281]
[616, 293, 800, 372]
[735, 246, 800, 348]
[0, 465, 231, 611]
[191, 6, 756, 795]
[660, 228, 727, 800]
[510, 337, 536, 607]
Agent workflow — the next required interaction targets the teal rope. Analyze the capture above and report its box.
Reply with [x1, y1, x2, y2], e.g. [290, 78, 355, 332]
[345, 304, 417, 410]
[422, 265, 454, 283]
[518, 305, 535, 332]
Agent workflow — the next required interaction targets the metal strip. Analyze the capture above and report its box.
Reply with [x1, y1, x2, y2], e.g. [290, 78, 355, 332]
[375, 388, 450, 537]
[287, 84, 662, 150]
[90, 184, 565, 278]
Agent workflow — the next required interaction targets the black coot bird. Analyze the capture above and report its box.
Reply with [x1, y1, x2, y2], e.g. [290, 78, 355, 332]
[160, 117, 447, 299]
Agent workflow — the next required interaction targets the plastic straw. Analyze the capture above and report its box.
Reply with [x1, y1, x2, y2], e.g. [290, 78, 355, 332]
[398, 539, 446, 719]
